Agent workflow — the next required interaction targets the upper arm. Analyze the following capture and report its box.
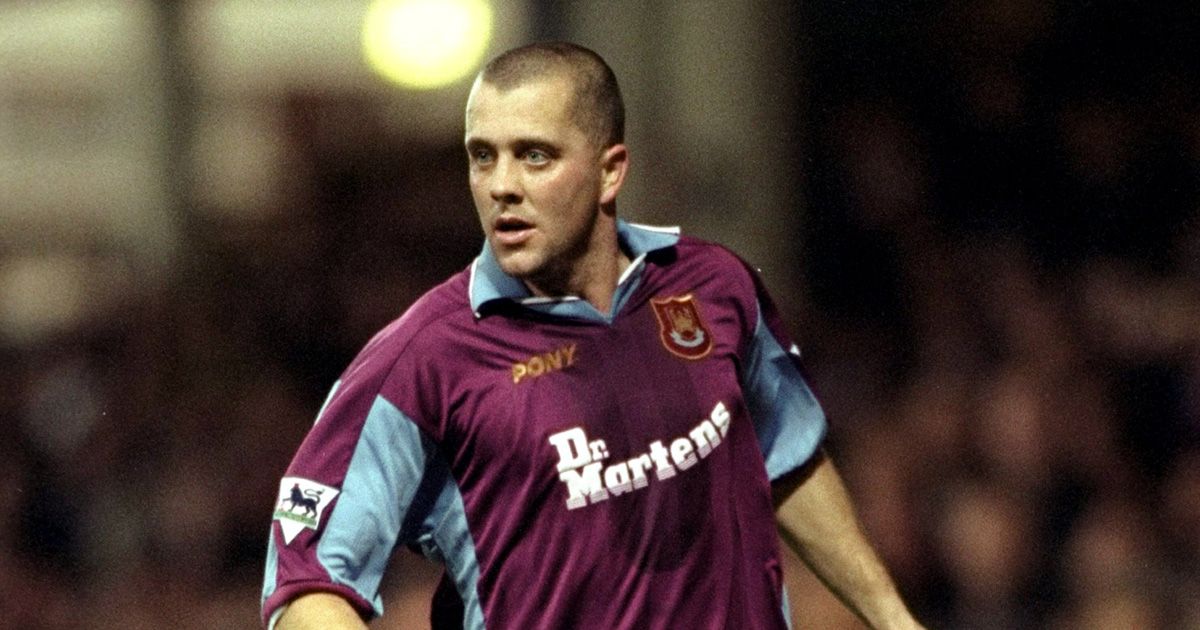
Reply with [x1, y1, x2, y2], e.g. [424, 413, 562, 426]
[771, 448, 861, 552]
[771, 447, 827, 510]
[274, 592, 368, 630]
[262, 360, 448, 625]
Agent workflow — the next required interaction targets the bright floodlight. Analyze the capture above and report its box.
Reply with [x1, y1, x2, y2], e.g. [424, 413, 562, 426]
[363, 0, 493, 90]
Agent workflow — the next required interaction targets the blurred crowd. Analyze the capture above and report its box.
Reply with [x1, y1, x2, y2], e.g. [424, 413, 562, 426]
[796, 2, 1200, 628]
[2, 2, 1199, 629]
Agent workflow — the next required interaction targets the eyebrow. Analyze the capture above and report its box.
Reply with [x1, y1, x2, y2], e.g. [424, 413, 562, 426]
[465, 136, 560, 154]
[464, 138, 492, 151]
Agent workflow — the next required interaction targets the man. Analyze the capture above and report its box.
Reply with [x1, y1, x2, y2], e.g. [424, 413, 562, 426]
[262, 42, 923, 629]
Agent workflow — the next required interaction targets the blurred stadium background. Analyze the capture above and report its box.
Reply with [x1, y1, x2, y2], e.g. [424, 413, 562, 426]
[1, 1, 1198, 628]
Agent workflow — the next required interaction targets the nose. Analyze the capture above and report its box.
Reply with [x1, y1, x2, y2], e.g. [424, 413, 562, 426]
[489, 156, 522, 204]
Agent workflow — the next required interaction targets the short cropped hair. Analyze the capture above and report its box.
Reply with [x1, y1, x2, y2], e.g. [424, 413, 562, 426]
[479, 41, 625, 147]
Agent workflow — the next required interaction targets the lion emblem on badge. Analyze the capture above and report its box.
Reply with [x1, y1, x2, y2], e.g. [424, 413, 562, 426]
[651, 294, 714, 359]
[273, 477, 340, 544]
[281, 483, 324, 518]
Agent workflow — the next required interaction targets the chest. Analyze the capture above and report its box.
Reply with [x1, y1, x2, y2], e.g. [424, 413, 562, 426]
[441, 293, 748, 494]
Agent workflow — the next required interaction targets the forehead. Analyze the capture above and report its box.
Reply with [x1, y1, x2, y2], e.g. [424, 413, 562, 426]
[464, 76, 583, 143]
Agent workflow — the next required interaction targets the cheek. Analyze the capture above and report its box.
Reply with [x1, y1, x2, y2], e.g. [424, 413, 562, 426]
[538, 168, 595, 212]
[468, 171, 484, 193]
[468, 176, 491, 208]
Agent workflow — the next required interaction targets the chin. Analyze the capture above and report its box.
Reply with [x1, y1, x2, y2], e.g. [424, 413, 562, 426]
[495, 253, 543, 281]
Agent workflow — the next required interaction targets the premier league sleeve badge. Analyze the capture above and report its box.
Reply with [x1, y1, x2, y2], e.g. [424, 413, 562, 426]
[273, 477, 340, 544]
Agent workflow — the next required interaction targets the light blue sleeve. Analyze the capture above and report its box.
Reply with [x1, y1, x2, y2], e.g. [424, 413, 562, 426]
[740, 305, 828, 481]
[315, 394, 453, 615]
[315, 394, 485, 625]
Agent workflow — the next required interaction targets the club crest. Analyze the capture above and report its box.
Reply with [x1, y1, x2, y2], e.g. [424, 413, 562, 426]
[273, 477, 340, 544]
[651, 294, 714, 359]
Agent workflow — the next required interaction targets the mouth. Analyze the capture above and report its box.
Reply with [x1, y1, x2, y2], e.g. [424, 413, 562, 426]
[492, 214, 536, 246]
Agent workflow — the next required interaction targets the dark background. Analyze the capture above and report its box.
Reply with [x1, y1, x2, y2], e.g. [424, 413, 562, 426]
[2, 1, 1198, 628]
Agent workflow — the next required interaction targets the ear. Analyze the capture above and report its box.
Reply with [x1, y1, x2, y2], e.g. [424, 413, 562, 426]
[598, 144, 628, 206]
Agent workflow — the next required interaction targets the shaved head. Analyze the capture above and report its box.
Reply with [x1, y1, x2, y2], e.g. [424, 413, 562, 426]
[477, 41, 625, 148]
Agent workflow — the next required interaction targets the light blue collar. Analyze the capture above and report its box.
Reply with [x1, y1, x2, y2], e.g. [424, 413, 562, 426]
[468, 219, 680, 320]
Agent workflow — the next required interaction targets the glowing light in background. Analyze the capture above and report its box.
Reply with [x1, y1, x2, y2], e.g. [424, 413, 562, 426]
[362, 0, 493, 90]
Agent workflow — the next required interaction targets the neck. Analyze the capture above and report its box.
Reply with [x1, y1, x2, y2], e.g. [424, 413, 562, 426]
[523, 218, 631, 313]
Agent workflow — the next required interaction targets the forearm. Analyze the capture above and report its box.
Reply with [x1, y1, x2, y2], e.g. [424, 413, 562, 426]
[774, 451, 922, 630]
[274, 592, 368, 630]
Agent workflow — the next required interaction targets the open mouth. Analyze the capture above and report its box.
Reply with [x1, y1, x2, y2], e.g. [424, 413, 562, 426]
[496, 215, 532, 232]
[493, 215, 535, 245]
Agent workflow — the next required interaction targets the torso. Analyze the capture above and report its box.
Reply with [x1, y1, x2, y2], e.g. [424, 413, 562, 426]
[387, 240, 790, 629]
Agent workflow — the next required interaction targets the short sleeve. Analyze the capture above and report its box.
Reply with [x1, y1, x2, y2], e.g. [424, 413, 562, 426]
[739, 281, 828, 481]
[260, 375, 445, 627]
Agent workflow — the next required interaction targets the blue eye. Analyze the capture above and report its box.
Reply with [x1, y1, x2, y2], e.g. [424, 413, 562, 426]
[526, 150, 549, 164]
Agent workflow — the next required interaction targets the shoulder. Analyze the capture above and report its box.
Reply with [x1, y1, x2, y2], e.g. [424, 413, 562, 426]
[674, 234, 758, 272]
[642, 233, 765, 345]
[663, 234, 761, 297]
[311, 267, 474, 440]
[343, 267, 474, 384]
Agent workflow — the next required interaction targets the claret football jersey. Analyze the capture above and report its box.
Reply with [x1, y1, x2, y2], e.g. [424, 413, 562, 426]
[262, 221, 827, 629]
